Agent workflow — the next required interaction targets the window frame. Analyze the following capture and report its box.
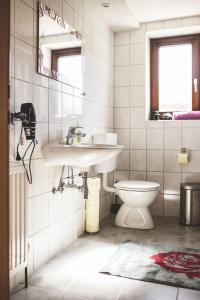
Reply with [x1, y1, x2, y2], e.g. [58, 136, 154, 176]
[150, 34, 200, 116]
[51, 47, 82, 73]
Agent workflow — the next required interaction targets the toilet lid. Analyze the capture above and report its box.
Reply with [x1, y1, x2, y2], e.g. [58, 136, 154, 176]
[114, 180, 160, 191]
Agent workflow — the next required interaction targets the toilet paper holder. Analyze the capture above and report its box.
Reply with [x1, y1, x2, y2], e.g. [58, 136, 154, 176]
[180, 148, 188, 154]
[177, 148, 190, 165]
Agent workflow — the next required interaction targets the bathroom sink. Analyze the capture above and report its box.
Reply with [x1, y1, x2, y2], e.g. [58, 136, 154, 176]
[42, 143, 123, 168]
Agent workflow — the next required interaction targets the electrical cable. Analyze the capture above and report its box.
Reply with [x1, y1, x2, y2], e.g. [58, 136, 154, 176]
[21, 139, 37, 184]
[16, 125, 23, 161]
[16, 124, 37, 184]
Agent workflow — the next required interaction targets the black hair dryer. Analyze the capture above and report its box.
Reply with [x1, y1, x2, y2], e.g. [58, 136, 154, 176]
[10, 103, 36, 140]
[10, 103, 37, 184]
[21, 103, 36, 140]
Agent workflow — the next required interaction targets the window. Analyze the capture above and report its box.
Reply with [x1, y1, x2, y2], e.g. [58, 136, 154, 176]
[150, 34, 200, 118]
[51, 47, 82, 84]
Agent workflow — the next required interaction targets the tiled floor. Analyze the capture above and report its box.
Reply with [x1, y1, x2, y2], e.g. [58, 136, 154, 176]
[11, 215, 200, 300]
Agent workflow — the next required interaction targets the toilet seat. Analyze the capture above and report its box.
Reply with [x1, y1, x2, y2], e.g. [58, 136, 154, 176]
[114, 180, 160, 192]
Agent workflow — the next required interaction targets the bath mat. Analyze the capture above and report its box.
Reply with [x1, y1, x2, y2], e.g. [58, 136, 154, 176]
[100, 241, 200, 290]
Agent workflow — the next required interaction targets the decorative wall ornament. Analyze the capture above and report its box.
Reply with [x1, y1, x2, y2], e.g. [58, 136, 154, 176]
[38, 1, 82, 40]
[39, 1, 65, 29]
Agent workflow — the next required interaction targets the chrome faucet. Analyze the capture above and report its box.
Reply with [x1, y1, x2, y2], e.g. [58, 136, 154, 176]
[66, 126, 86, 145]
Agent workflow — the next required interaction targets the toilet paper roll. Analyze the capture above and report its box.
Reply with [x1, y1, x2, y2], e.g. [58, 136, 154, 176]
[177, 152, 188, 165]
[85, 178, 101, 233]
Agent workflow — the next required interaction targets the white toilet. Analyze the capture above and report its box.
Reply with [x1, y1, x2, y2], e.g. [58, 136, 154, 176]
[93, 133, 160, 230]
[114, 180, 160, 229]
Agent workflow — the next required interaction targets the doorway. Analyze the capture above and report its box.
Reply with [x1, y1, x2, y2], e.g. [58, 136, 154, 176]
[0, 0, 10, 299]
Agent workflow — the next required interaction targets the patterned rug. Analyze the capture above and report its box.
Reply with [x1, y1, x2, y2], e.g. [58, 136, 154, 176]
[100, 241, 200, 290]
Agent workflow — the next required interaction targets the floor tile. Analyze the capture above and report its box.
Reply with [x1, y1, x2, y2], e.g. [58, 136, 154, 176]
[10, 286, 61, 300]
[57, 292, 96, 300]
[178, 288, 200, 300]
[151, 233, 188, 247]
[66, 273, 125, 300]
[11, 216, 200, 300]
[118, 280, 178, 300]
[187, 240, 200, 249]
[30, 261, 77, 291]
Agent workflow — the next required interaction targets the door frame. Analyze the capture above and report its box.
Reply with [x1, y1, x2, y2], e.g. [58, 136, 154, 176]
[0, 0, 10, 299]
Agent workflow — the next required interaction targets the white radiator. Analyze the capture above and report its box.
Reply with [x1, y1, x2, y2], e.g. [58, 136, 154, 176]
[9, 164, 28, 286]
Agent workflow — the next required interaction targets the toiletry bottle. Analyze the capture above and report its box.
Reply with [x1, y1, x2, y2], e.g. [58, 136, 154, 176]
[73, 128, 82, 145]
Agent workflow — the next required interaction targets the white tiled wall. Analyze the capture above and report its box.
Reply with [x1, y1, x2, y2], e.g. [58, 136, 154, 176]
[10, 0, 114, 287]
[10, 0, 200, 288]
[114, 16, 200, 218]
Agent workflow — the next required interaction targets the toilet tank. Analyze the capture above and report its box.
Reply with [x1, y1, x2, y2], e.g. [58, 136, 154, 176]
[93, 133, 117, 173]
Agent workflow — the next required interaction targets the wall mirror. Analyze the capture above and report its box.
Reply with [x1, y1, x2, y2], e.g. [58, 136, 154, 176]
[37, 1, 82, 88]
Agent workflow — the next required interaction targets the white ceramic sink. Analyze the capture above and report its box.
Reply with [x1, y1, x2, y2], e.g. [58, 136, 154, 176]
[42, 143, 123, 168]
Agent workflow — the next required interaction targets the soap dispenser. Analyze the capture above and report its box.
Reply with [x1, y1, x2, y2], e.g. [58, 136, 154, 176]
[73, 126, 86, 145]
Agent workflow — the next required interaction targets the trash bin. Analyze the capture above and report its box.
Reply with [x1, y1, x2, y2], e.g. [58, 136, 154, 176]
[180, 183, 200, 225]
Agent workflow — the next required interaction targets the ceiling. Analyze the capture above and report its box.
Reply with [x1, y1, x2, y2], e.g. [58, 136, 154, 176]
[125, 0, 200, 23]
[92, 0, 200, 31]
[91, 0, 139, 31]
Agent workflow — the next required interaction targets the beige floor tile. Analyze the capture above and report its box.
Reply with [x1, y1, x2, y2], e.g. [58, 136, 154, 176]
[178, 288, 200, 300]
[10, 286, 61, 300]
[66, 273, 125, 300]
[11, 216, 200, 300]
[118, 280, 178, 300]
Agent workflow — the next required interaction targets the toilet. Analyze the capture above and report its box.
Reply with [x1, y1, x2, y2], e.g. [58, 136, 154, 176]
[114, 180, 160, 229]
[93, 133, 160, 230]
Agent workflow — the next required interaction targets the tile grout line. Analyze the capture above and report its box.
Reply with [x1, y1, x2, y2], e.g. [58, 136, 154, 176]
[163, 124, 165, 217]
[180, 121, 183, 186]
[115, 280, 127, 300]
[129, 30, 131, 180]
[176, 287, 180, 300]
[54, 277, 79, 299]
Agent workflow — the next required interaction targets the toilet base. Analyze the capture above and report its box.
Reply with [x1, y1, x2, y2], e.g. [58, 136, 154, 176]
[115, 204, 154, 229]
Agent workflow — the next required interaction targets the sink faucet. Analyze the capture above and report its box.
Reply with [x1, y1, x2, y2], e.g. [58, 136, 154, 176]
[66, 126, 86, 145]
